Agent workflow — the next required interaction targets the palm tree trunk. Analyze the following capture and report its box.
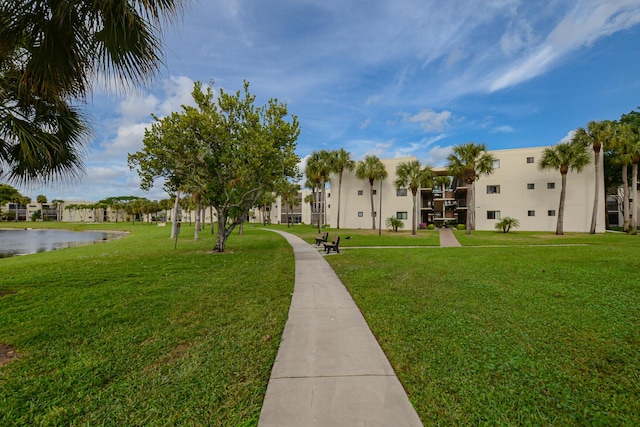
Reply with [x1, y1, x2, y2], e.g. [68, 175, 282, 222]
[465, 181, 472, 235]
[194, 196, 201, 240]
[337, 172, 343, 229]
[321, 181, 327, 230]
[557, 173, 567, 235]
[369, 180, 376, 230]
[622, 164, 630, 232]
[411, 189, 417, 235]
[632, 163, 638, 235]
[590, 148, 600, 234]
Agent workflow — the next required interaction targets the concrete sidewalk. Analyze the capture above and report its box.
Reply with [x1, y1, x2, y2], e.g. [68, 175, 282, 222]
[438, 228, 462, 247]
[258, 230, 423, 427]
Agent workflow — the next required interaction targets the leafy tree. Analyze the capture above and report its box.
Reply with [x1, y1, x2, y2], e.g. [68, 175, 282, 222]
[1, 0, 186, 183]
[495, 217, 520, 233]
[394, 160, 434, 235]
[0, 183, 21, 205]
[446, 142, 496, 235]
[330, 148, 355, 229]
[356, 155, 387, 230]
[386, 216, 404, 232]
[609, 122, 634, 231]
[538, 141, 590, 235]
[131, 81, 300, 252]
[574, 120, 613, 233]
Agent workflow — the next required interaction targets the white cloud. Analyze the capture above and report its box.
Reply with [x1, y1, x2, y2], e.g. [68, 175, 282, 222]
[360, 118, 371, 129]
[403, 109, 452, 133]
[558, 129, 578, 144]
[492, 125, 515, 133]
[424, 145, 454, 167]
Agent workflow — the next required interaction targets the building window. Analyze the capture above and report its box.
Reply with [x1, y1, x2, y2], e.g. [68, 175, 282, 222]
[357, 190, 363, 196]
[396, 212, 408, 220]
[526, 157, 534, 163]
[487, 210, 501, 220]
[548, 210, 556, 216]
[547, 182, 555, 189]
[358, 211, 363, 217]
[396, 188, 407, 197]
[493, 159, 500, 168]
[372, 189, 377, 195]
[327, 204, 330, 209]
[327, 193, 330, 198]
[527, 183, 535, 190]
[528, 210, 535, 216]
[486, 185, 500, 194]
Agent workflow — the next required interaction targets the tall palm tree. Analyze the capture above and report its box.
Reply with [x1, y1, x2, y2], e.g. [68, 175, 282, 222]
[51, 199, 65, 222]
[446, 142, 496, 235]
[330, 148, 355, 229]
[356, 155, 387, 230]
[394, 160, 434, 235]
[573, 120, 613, 233]
[36, 194, 47, 221]
[620, 110, 640, 235]
[610, 123, 634, 232]
[538, 141, 591, 235]
[279, 181, 301, 228]
[306, 150, 333, 231]
[1, 0, 186, 183]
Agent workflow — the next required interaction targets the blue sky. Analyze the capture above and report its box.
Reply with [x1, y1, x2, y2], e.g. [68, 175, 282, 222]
[19, 0, 640, 202]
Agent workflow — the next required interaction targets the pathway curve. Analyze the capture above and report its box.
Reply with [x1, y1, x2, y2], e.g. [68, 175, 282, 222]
[258, 230, 423, 427]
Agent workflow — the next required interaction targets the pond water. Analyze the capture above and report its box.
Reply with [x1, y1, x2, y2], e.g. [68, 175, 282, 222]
[0, 229, 114, 258]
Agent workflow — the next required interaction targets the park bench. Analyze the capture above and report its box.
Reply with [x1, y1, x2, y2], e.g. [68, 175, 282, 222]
[323, 236, 340, 254]
[315, 232, 329, 246]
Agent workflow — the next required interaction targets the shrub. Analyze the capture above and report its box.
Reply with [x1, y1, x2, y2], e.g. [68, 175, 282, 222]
[386, 216, 404, 232]
[495, 217, 520, 233]
[427, 224, 435, 230]
[419, 222, 427, 230]
[456, 224, 465, 231]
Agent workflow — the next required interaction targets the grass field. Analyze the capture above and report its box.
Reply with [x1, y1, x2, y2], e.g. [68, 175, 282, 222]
[0, 222, 293, 426]
[1, 222, 639, 425]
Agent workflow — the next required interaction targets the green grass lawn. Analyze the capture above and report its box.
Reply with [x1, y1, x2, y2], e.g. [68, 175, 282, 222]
[325, 233, 640, 425]
[2, 222, 639, 425]
[0, 222, 294, 426]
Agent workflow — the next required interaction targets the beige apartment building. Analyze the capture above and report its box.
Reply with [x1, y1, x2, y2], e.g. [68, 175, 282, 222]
[326, 147, 606, 233]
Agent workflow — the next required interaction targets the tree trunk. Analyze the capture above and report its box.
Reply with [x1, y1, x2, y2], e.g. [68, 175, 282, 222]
[318, 180, 325, 232]
[337, 172, 343, 229]
[171, 190, 181, 238]
[465, 180, 472, 235]
[369, 179, 376, 230]
[557, 172, 567, 235]
[590, 148, 600, 234]
[194, 196, 201, 240]
[632, 163, 638, 235]
[411, 189, 417, 235]
[622, 164, 630, 232]
[214, 208, 227, 252]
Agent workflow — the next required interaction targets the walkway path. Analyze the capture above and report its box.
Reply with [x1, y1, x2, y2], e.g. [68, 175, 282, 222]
[438, 227, 462, 247]
[258, 230, 423, 427]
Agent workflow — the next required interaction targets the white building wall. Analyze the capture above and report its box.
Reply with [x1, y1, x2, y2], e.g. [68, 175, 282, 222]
[327, 157, 416, 229]
[474, 147, 605, 233]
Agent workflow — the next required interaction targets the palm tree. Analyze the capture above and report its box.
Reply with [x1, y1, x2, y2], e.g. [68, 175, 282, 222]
[394, 160, 434, 235]
[538, 141, 591, 235]
[1, 0, 186, 183]
[620, 110, 640, 235]
[36, 194, 47, 221]
[51, 199, 65, 222]
[279, 182, 301, 228]
[574, 120, 613, 233]
[303, 193, 315, 223]
[446, 142, 496, 235]
[330, 149, 355, 229]
[306, 150, 333, 231]
[356, 155, 388, 230]
[609, 123, 634, 232]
